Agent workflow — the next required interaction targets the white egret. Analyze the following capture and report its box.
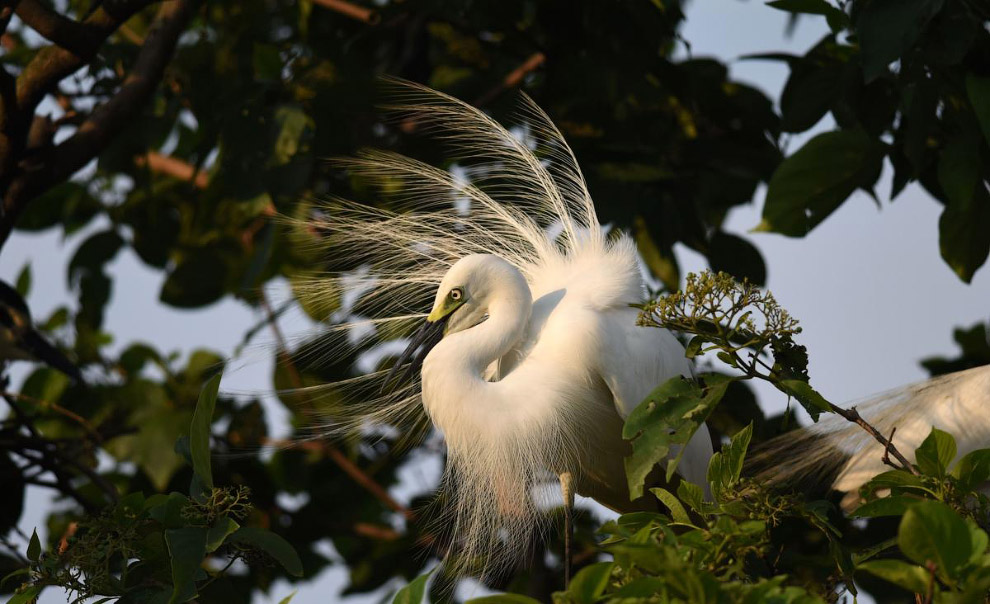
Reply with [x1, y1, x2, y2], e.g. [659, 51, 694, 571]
[289, 81, 713, 579]
[290, 81, 990, 581]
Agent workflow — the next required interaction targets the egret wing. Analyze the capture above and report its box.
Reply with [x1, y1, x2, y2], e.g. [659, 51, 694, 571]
[594, 307, 713, 489]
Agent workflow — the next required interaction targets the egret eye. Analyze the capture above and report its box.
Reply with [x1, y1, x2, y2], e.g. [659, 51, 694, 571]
[450, 288, 463, 301]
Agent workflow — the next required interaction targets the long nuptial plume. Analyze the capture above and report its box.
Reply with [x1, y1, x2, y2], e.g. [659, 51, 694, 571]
[276, 80, 621, 576]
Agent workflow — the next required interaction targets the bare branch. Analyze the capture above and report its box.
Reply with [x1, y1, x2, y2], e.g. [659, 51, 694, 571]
[134, 150, 208, 188]
[312, 0, 380, 24]
[0, 0, 199, 249]
[15, 0, 93, 56]
[15, 0, 157, 114]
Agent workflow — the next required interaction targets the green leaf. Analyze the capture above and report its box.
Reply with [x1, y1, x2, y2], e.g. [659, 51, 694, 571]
[853, 495, 917, 518]
[952, 449, 990, 490]
[105, 381, 188, 490]
[272, 105, 314, 167]
[898, 501, 971, 583]
[967, 520, 989, 564]
[757, 130, 884, 237]
[857, 559, 931, 594]
[607, 577, 666, 599]
[165, 527, 207, 604]
[633, 217, 679, 291]
[650, 488, 691, 525]
[914, 427, 956, 478]
[14, 264, 31, 298]
[21, 368, 69, 408]
[778, 61, 842, 134]
[967, 74, 990, 146]
[676, 481, 705, 513]
[392, 569, 431, 604]
[855, 0, 945, 81]
[622, 374, 731, 499]
[252, 43, 282, 82]
[26, 529, 40, 563]
[190, 373, 222, 490]
[67, 230, 124, 287]
[160, 249, 229, 309]
[6, 585, 43, 604]
[228, 527, 303, 577]
[707, 232, 766, 286]
[938, 180, 990, 283]
[684, 336, 705, 359]
[205, 517, 240, 552]
[277, 591, 298, 604]
[766, 0, 850, 30]
[562, 562, 614, 604]
[706, 423, 753, 500]
[937, 136, 981, 207]
[148, 493, 189, 529]
[779, 380, 831, 421]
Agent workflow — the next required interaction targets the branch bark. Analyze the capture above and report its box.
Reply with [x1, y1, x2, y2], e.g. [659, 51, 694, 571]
[0, 0, 199, 250]
[15, 0, 156, 113]
[15, 0, 94, 56]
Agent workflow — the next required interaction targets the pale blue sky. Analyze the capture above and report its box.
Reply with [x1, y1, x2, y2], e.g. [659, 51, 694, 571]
[2, 2, 988, 602]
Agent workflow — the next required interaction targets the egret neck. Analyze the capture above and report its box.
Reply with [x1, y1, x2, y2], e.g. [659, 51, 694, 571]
[420, 259, 532, 425]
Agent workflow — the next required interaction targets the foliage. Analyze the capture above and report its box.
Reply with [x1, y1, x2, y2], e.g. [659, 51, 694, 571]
[0, 0, 987, 602]
[4, 375, 302, 604]
[757, 0, 990, 283]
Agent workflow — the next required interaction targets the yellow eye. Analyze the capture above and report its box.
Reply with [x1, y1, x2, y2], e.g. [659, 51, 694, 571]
[450, 288, 463, 301]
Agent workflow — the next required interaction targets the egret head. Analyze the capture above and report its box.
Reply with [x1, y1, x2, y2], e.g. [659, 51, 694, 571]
[384, 254, 525, 388]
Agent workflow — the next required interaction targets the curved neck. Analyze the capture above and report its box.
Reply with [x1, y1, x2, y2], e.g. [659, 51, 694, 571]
[425, 269, 532, 384]
[420, 261, 533, 452]
[460, 292, 531, 376]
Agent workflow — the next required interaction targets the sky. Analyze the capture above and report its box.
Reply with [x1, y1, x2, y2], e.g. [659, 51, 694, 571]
[2, 1, 989, 602]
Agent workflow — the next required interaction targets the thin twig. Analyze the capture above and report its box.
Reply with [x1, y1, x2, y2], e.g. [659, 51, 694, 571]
[881, 426, 899, 470]
[827, 404, 919, 475]
[2, 390, 103, 442]
[134, 150, 209, 188]
[311, 0, 380, 24]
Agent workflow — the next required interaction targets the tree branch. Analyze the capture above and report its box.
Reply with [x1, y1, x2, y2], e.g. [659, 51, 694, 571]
[14, 0, 156, 113]
[311, 0, 380, 25]
[15, 0, 94, 56]
[134, 150, 208, 188]
[0, 0, 199, 250]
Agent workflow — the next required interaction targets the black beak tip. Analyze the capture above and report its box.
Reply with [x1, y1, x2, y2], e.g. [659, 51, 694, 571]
[381, 316, 448, 394]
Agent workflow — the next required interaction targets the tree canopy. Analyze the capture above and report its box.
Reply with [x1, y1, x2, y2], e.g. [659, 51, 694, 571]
[0, 0, 988, 602]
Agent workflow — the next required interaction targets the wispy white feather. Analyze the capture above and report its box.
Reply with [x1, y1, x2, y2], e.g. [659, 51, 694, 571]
[277, 80, 688, 577]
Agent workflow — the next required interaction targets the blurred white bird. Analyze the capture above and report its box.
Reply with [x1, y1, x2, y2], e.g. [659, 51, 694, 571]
[290, 81, 712, 579]
[756, 363, 990, 511]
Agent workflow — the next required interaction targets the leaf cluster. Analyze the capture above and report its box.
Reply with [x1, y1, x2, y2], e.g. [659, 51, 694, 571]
[757, 0, 990, 283]
[4, 374, 302, 604]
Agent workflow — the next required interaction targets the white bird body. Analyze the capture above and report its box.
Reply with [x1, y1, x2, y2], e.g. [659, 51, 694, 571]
[420, 247, 711, 522]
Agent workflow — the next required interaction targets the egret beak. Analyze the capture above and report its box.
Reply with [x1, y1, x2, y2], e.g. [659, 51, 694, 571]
[382, 314, 450, 392]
